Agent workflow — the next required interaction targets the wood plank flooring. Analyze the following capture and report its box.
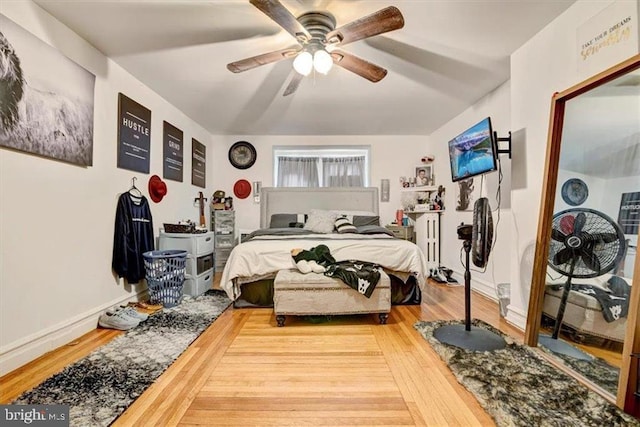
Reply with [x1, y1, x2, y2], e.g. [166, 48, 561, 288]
[2, 280, 523, 426]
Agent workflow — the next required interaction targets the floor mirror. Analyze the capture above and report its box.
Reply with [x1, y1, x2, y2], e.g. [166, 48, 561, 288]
[525, 53, 640, 416]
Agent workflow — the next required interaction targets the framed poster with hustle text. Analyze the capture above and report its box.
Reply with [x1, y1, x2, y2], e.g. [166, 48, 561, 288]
[618, 191, 640, 235]
[117, 93, 151, 173]
[191, 138, 206, 188]
[163, 121, 183, 182]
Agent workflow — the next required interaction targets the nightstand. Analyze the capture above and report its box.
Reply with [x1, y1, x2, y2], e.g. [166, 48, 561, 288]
[385, 225, 415, 242]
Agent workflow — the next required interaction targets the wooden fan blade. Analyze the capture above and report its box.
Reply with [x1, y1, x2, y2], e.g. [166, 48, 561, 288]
[227, 48, 298, 73]
[331, 50, 387, 82]
[326, 6, 404, 47]
[250, 0, 311, 43]
[283, 72, 304, 96]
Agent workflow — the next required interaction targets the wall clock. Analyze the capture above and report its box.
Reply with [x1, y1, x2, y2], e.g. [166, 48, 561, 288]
[561, 178, 588, 206]
[228, 141, 257, 169]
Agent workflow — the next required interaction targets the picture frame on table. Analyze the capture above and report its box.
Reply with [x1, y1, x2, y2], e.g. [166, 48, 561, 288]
[415, 165, 433, 186]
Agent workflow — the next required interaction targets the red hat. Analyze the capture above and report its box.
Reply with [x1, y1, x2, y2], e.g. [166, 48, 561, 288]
[148, 175, 167, 203]
[233, 179, 251, 199]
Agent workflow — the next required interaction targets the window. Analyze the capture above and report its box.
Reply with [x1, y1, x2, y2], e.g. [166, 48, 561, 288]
[274, 146, 370, 187]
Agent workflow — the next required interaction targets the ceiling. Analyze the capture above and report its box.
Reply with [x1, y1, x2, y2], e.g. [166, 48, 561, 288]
[34, 0, 576, 136]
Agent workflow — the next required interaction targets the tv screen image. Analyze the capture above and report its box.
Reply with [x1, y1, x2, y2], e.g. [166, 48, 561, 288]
[448, 117, 498, 182]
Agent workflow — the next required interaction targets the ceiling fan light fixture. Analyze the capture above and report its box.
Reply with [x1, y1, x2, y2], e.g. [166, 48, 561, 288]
[293, 51, 313, 76]
[313, 49, 333, 75]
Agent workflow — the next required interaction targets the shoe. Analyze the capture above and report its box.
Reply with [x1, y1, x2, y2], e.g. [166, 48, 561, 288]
[119, 305, 149, 322]
[98, 309, 140, 330]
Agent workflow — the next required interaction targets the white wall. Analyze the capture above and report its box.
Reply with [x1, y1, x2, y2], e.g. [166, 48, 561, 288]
[211, 135, 427, 231]
[0, 1, 214, 375]
[426, 82, 512, 300]
[508, 0, 631, 328]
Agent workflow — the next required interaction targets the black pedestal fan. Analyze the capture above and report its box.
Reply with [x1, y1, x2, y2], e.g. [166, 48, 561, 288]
[433, 197, 506, 351]
[539, 208, 625, 359]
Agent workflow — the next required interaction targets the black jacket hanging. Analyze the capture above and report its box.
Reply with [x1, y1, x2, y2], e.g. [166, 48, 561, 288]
[112, 193, 154, 283]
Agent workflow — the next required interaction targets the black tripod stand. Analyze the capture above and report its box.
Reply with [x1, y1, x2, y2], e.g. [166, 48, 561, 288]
[433, 234, 506, 351]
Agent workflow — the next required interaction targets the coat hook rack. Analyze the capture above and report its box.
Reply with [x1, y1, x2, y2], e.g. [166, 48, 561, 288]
[494, 131, 512, 159]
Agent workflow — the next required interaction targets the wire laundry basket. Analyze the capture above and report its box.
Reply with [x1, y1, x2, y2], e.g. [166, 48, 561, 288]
[143, 250, 188, 308]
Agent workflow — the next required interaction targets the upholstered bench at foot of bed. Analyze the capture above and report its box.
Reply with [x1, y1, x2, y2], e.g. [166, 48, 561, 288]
[273, 269, 391, 327]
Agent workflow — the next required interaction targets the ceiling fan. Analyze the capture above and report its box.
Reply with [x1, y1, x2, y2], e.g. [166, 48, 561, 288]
[227, 0, 404, 96]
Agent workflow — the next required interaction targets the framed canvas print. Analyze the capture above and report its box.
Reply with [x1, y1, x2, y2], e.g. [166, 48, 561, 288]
[163, 121, 183, 182]
[117, 93, 151, 173]
[0, 14, 95, 166]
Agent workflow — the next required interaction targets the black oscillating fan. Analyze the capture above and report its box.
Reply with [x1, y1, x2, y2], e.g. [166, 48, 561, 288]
[433, 197, 506, 351]
[539, 208, 625, 358]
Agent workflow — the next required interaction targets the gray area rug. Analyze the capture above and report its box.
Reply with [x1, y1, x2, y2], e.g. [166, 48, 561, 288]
[13, 290, 231, 426]
[414, 319, 639, 427]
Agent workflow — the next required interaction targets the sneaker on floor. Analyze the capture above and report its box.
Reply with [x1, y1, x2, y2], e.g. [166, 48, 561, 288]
[98, 309, 140, 330]
[118, 305, 149, 322]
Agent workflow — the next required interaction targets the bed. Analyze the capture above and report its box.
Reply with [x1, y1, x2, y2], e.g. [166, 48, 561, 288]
[219, 187, 428, 306]
[542, 272, 632, 343]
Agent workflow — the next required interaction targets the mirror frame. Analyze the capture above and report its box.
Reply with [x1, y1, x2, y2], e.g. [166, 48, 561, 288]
[525, 53, 640, 412]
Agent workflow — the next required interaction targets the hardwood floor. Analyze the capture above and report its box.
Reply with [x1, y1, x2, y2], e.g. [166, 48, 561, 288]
[1, 280, 523, 426]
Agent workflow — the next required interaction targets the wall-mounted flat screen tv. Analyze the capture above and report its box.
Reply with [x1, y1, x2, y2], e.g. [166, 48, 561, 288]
[448, 117, 498, 182]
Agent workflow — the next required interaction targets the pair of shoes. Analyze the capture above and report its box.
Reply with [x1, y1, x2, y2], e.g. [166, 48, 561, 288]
[130, 301, 163, 311]
[98, 309, 140, 331]
[430, 268, 448, 283]
[118, 305, 149, 322]
[98, 306, 150, 330]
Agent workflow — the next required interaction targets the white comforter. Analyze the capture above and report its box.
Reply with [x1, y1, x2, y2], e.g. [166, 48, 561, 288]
[220, 232, 429, 300]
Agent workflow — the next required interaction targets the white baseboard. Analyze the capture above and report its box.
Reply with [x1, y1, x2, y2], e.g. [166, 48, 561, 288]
[505, 305, 527, 330]
[0, 291, 147, 376]
[449, 269, 497, 301]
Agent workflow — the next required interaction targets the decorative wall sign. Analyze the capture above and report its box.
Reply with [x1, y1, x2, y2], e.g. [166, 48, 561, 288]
[577, 0, 639, 79]
[455, 178, 479, 211]
[228, 141, 257, 169]
[561, 178, 589, 206]
[117, 93, 151, 173]
[618, 191, 640, 235]
[0, 14, 95, 166]
[381, 179, 390, 202]
[163, 121, 183, 182]
[191, 138, 206, 188]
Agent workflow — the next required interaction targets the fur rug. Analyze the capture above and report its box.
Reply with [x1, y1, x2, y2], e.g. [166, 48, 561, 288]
[540, 344, 620, 396]
[414, 319, 639, 427]
[13, 290, 231, 426]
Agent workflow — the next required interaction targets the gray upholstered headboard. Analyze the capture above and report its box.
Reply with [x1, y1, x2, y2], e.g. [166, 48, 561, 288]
[260, 187, 379, 229]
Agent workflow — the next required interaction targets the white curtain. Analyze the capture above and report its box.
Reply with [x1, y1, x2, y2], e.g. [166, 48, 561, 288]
[322, 156, 365, 187]
[277, 157, 320, 187]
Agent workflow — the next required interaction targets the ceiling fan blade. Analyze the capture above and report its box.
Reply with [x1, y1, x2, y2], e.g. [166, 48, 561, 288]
[250, 0, 311, 43]
[227, 47, 298, 73]
[330, 50, 387, 82]
[283, 72, 304, 96]
[550, 228, 567, 242]
[326, 6, 404, 47]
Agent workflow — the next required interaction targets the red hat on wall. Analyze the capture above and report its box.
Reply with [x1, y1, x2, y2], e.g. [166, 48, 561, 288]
[148, 175, 167, 203]
[233, 179, 251, 199]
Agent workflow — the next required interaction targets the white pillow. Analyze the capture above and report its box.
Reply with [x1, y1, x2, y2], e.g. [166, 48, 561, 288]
[304, 209, 338, 234]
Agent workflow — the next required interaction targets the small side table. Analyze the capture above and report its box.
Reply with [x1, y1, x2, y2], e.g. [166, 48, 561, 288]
[385, 225, 415, 243]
